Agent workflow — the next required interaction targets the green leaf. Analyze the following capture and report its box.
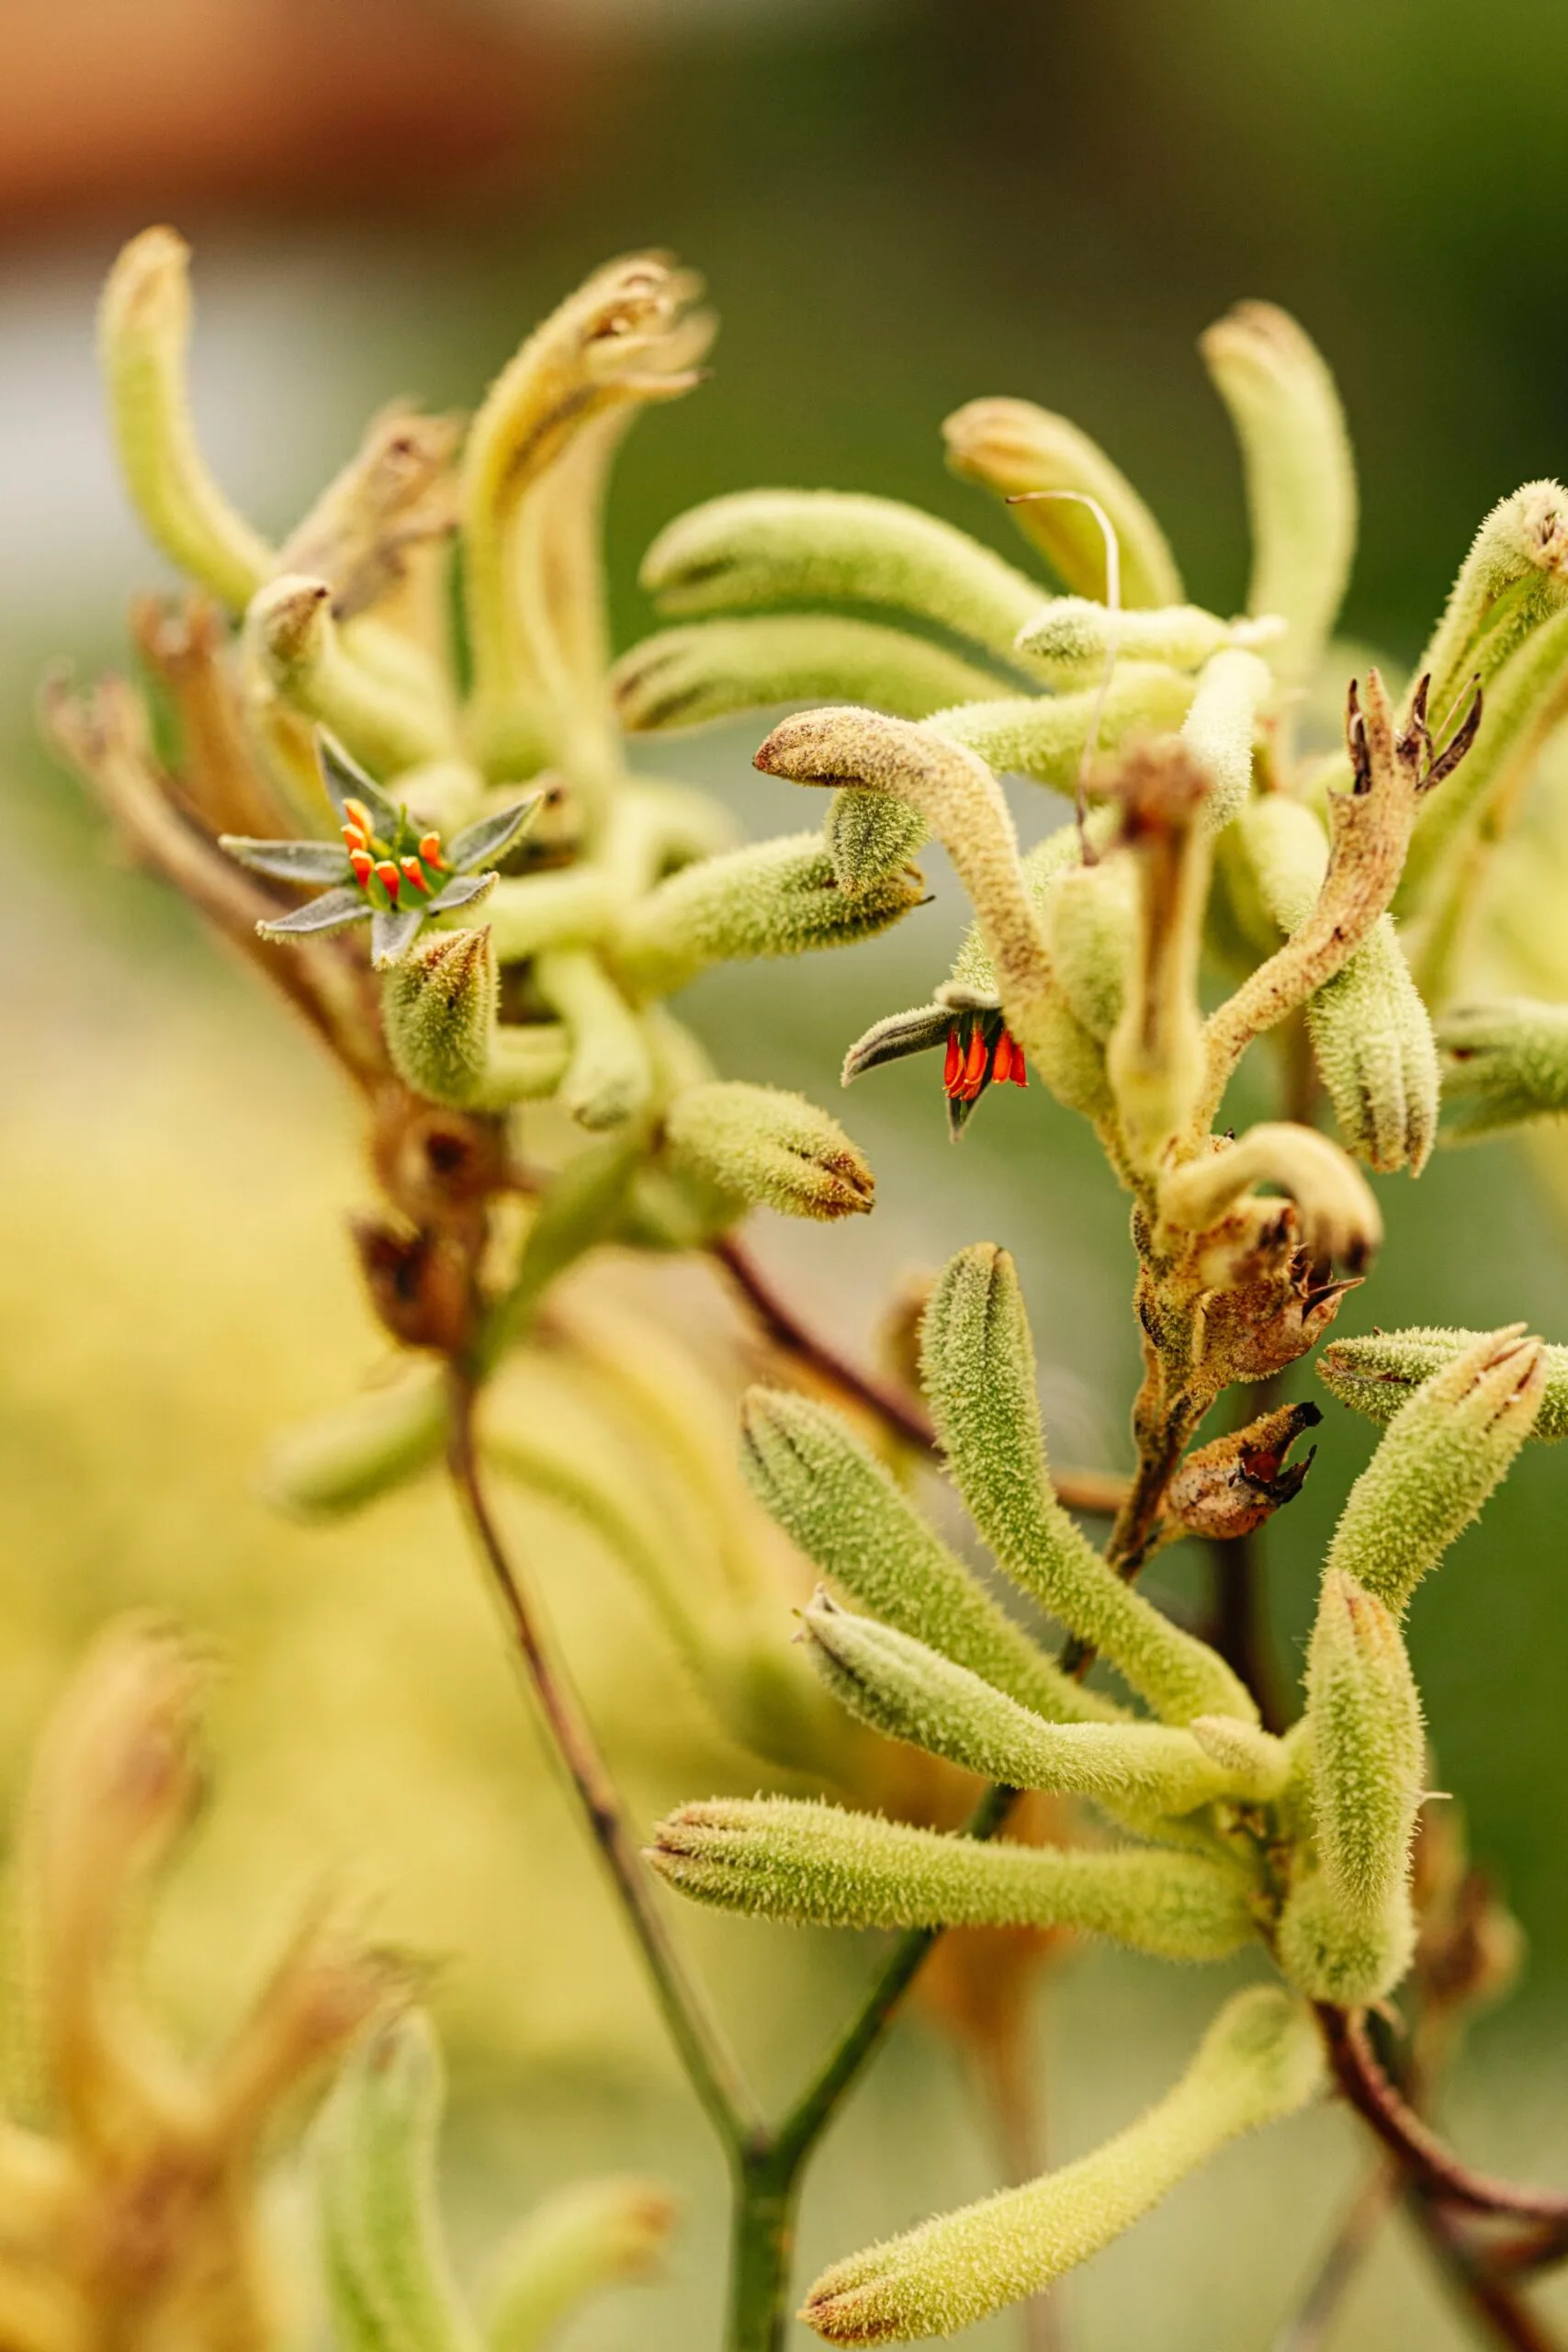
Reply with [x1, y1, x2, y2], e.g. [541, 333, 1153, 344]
[258, 886, 370, 938]
[220, 835, 348, 883]
[319, 729, 401, 836]
[446, 796, 541, 874]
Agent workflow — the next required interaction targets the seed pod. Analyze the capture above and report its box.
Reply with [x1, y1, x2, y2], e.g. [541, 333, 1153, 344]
[1200, 302, 1356, 688]
[919, 1244, 1254, 1724]
[382, 927, 497, 1108]
[942, 396, 1184, 607]
[649, 1797, 1255, 1958]
[799, 1987, 1323, 2343]
[1325, 1326, 1547, 1611]
[739, 1388, 1123, 1728]
[1438, 997, 1568, 1140]
[1162, 1402, 1321, 1543]
[800, 1592, 1236, 1816]
[484, 2178, 676, 2352]
[663, 1081, 874, 1222]
[641, 489, 1043, 657]
[263, 1369, 448, 1518]
[311, 2008, 479, 2352]
[611, 832, 924, 998]
[1319, 1326, 1568, 1440]
[611, 614, 1002, 732]
[98, 227, 272, 611]
[1306, 1570, 1426, 1917]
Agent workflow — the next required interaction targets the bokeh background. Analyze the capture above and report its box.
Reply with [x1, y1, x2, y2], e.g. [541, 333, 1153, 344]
[6, 2, 1568, 2344]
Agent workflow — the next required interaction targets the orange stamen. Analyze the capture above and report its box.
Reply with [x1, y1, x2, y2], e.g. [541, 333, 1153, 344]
[942, 1029, 963, 1093]
[349, 849, 374, 888]
[992, 1030, 1014, 1085]
[341, 821, 367, 854]
[962, 1028, 987, 1094]
[418, 831, 446, 870]
[344, 797, 375, 837]
[400, 857, 432, 894]
[375, 860, 402, 899]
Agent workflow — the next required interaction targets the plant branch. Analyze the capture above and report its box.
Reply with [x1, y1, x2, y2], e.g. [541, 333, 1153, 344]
[1270, 2163, 1400, 2352]
[713, 1234, 1128, 1519]
[1404, 2192, 1564, 2352]
[1319, 2007, 1568, 2225]
[446, 1365, 763, 2154]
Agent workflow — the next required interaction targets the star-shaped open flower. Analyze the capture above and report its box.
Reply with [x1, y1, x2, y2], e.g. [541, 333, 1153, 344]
[842, 987, 1027, 1137]
[221, 733, 538, 968]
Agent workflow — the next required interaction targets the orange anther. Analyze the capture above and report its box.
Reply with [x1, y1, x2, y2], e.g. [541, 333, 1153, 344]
[344, 797, 374, 836]
[400, 857, 432, 894]
[375, 860, 402, 899]
[348, 849, 374, 888]
[962, 1027, 987, 1092]
[417, 831, 446, 869]
[942, 1029, 963, 1093]
[341, 821, 367, 854]
[992, 1030, 1014, 1085]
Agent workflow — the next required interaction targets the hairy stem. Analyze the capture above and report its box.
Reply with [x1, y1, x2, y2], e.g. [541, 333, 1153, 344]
[446, 1369, 762, 2153]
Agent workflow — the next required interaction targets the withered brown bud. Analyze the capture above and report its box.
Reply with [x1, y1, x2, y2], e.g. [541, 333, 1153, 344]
[351, 1217, 473, 1354]
[1192, 1207, 1361, 1397]
[1162, 1402, 1322, 1542]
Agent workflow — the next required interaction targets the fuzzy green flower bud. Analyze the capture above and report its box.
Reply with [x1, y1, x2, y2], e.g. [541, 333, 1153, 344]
[1319, 1325, 1568, 1440]
[739, 1389, 1124, 1728]
[663, 1082, 874, 1222]
[825, 790, 930, 891]
[312, 2008, 477, 2352]
[1277, 1870, 1416, 2009]
[1415, 480, 1568, 734]
[382, 928, 497, 1107]
[799, 1987, 1322, 2344]
[263, 1369, 447, 1518]
[485, 2178, 676, 2352]
[1188, 1714, 1291, 1802]
[246, 573, 453, 776]
[1014, 598, 1277, 685]
[1233, 796, 1438, 1173]
[1325, 1326, 1547, 1611]
[1438, 997, 1568, 1140]
[611, 832, 924, 999]
[99, 226, 272, 612]
[640, 490, 1043, 659]
[649, 1797, 1256, 1958]
[1305, 1568, 1425, 1925]
[1199, 302, 1356, 688]
[1180, 646, 1273, 832]
[942, 397, 1183, 607]
[800, 1593, 1236, 1817]
[919, 1245, 1255, 1724]
[1039, 856, 1134, 1042]
[533, 947, 653, 1131]
[931, 663, 1195, 787]
[611, 615, 1002, 732]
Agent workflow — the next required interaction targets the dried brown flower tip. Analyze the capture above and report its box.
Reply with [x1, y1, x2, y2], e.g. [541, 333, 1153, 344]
[1162, 1401, 1323, 1542]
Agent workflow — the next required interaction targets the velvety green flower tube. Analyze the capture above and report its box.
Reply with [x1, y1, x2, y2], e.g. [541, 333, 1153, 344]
[534, 946, 654, 1131]
[611, 614, 1004, 732]
[942, 395, 1183, 608]
[799, 1594, 1237, 1817]
[1413, 479, 1568, 738]
[649, 1797, 1257, 1957]
[931, 662, 1194, 786]
[1438, 997, 1568, 1140]
[1319, 1326, 1568, 1439]
[263, 1368, 447, 1518]
[919, 1244, 1256, 1724]
[1013, 596, 1263, 684]
[1039, 857, 1134, 1043]
[484, 2178, 676, 2352]
[611, 833, 925, 997]
[1199, 301, 1355, 690]
[825, 789, 931, 891]
[739, 1388, 1125, 1728]
[1325, 1326, 1547, 1611]
[312, 2008, 479, 2352]
[798, 1987, 1323, 2343]
[1305, 1570, 1425, 1917]
[641, 489, 1043, 658]
[1180, 646, 1273, 833]
[1276, 1869, 1416, 2008]
[246, 572, 455, 776]
[663, 1081, 874, 1222]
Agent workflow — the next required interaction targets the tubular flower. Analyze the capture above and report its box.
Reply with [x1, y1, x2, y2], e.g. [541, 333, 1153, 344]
[222, 733, 536, 968]
[941, 1007, 1028, 1120]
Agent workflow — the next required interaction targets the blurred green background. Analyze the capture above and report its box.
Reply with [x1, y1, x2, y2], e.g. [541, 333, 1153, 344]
[6, 1, 1568, 2343]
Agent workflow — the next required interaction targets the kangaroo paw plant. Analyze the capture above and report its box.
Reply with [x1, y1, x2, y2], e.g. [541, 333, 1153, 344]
[47, 240, 1568, 2348]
